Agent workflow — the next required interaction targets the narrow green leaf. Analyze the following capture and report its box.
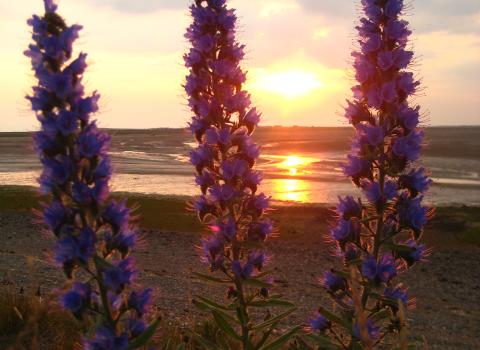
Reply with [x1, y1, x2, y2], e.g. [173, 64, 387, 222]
[249, 299, 295, 308]
[243, 278, 273, 288]
[260, 325, 301, 350]
[192, 272, 232, 284]
[195, 295, 233, 311]
[251, 308, 296, 331]
[318, 307, 351, 331]
[127, 318, 161, 349]
[212, 310, 242, 340]
[191, 332, 221, 350]
[303, 334, 342, 349]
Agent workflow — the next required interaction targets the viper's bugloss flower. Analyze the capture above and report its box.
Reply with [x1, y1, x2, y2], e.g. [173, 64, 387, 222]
[185, 0, 270, 278]
[383, 285, 413, 310]
[330, 219, 360, 243]
[185, 1, 288, 346]
[353, 319, 381, 341]
[61, 282, 91, 317]
[312, 1, 432, 345]
[128, 289, 153, 317]
[84, 327, 128, 350]
[362, 254, 397, 284]
[336, 196, 363, 220]
[320, 271, 347, 294]
[308, 312, 330, 332]
[26, 1, 156, 346]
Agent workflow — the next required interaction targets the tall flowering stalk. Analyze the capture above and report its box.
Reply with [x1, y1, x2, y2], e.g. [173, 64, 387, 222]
[25, 1, 159, 348]
[184, 0, 297, 348]
[307, 1, 433, 348]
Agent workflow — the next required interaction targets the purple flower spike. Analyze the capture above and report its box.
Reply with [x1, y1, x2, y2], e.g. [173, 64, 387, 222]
[312, 1, 432, 346]
[185, 1, 290, 345]
[26, 1, 157, 346]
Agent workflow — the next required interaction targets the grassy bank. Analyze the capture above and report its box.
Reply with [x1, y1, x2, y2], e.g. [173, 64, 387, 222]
[0, 185, 479, 246]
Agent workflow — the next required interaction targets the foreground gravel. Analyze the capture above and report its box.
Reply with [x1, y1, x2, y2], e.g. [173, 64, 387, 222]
[0, 212, 479, 349]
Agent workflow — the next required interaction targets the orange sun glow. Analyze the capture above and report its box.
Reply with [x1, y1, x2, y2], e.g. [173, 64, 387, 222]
[251, 70, 323, 98]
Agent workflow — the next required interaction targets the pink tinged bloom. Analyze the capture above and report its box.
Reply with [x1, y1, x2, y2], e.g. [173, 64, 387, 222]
[377, 51, 394, 71]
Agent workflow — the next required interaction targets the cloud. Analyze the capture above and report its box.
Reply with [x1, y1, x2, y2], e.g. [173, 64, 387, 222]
[296, 1, 355, 17]
[296, 0, 480, 34]
[87, 0, 189, 13]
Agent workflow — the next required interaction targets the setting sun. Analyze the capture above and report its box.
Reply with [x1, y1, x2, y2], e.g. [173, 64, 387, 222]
[250, 69, 323, 98]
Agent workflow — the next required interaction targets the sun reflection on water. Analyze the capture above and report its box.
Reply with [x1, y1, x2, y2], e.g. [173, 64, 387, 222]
[272, 178, 310, 202]
[271, 155, 315, 202]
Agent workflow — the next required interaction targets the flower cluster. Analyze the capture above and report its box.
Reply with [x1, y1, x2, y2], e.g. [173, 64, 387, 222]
[26, 1, 158, 348]
[185, 0, 296, 347]
[308, 0, 433, 347]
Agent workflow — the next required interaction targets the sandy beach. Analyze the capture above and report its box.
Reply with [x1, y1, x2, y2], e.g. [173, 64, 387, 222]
[0, 186, 479, 349]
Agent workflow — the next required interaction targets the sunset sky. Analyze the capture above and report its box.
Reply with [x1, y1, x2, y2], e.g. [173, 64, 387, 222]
[0, 0, 479, 131]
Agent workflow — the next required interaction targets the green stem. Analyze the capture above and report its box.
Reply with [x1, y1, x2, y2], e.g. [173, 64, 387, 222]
[93, 255, 115, 328]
